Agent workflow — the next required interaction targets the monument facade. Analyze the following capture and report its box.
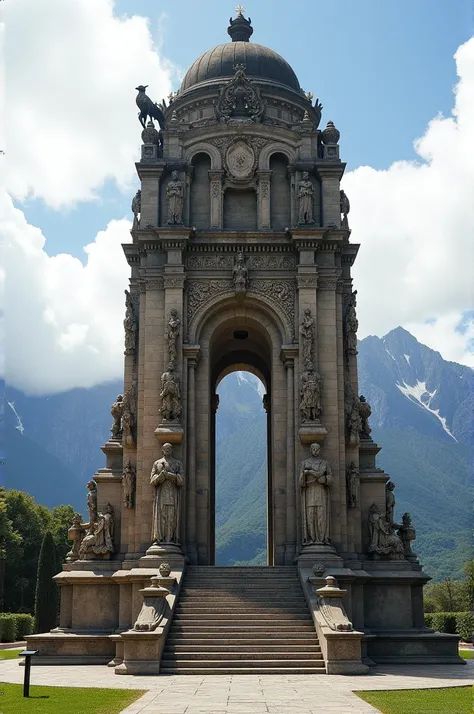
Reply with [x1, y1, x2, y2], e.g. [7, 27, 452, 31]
[27, 10, 462, 673]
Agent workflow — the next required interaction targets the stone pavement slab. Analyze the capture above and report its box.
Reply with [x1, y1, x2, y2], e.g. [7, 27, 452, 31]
[0, 659, 472, 713]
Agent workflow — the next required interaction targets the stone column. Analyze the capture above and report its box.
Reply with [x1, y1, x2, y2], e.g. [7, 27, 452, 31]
[257, 170, 272, 230]
[317, 167, 342, 227]
[138, 167, 163, 227]
[209, 171, 224, 229]
[183, 345, 200, 564]
[281, 347, 298, 564]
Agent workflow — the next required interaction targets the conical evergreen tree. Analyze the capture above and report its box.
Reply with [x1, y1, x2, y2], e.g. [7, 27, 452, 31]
[34, 531, 59, 633]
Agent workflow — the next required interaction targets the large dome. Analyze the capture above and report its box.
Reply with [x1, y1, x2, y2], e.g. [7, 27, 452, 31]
[181, 42, 300, 93]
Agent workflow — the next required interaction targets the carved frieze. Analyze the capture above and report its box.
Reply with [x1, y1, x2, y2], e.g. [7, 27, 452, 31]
[185, 253, 295, 270]
[187, 280, 234, 325]
[250, 279, 295, 335]
[163, 275, 186, 290]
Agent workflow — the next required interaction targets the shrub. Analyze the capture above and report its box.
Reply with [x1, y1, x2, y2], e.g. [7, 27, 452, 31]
[455, 612, 474, 643]
[0, 614, 17, 642]
[425, 611, 474, 641]
[14, 613, 34, 639]
[431, 612, 457, 634]
[424, 613, 434, 629]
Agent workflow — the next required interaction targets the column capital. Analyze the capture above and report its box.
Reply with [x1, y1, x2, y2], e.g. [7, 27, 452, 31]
[280, 345, 298, 367]
[183, 344, 201, 365]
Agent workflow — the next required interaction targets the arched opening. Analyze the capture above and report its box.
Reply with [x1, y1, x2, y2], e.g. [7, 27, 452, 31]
[190, 152, 211, 228]
[224, 188, 257, 230]
[270, 152, 290, 230]
[214, 370, 267, 565]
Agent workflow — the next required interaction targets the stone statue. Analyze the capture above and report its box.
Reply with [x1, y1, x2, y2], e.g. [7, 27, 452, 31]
[346, 461, 360, 508]
[344, 291, 358, 356]
[340, 189, 350, 229]
[358, 395, 372, 437]
[160, 368, 182, 422]
[121, 382, 137, 448]
[300, 308, 315, 365]
[299, 443, 332, 545]
[79, 503, 115, 559]
[166, 171, 184, 224]
[345, 382, 361, 446]
[123, 290, 138, 356]
[66, 513, 86, 561]
[135, 85, 166, 130]
[110, 394, 124, 440]
[131, 189, 141, 230]
[300, 361, 322, 422]
[368, 503, 404, 559]
[397, 512, 416, 558]
[385, 481, 396, 526]
[297, 171, 314, 224]
[150, 443, 184, 545]
[232, 253, 248, 294]
[86, 480, 98, 534]
[165, 309, 180, 370]
[122, 460, 136, 509]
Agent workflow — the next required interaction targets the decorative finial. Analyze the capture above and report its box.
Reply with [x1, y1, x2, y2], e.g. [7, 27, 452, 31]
[235, 4, 245, 15]
[228, 7, 253, 41]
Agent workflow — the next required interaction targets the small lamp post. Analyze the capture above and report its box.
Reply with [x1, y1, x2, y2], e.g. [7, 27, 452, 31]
[19, 649, 38, 697]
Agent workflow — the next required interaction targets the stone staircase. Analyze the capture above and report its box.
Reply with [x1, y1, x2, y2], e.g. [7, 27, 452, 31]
[161, 566, 325, 674]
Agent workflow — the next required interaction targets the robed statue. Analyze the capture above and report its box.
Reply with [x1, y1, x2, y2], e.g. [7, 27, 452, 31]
[368, 503, 404, 559]
[297, 171, 314, 224]
[150, 443, 184, 545]
[299, 443, 332, 545]
[166, 170, 184, 224]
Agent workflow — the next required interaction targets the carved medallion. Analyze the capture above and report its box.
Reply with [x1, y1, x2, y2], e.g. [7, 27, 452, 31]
[225, 139, 256, 181]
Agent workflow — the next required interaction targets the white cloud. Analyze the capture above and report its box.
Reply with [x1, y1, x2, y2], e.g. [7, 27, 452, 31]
[4, 194, 130, 394]
[4, 0, 176, 207]
[344, 37, 474, 368]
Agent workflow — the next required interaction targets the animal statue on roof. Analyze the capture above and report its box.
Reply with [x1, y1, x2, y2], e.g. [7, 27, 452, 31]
[135, 85, 166, 130]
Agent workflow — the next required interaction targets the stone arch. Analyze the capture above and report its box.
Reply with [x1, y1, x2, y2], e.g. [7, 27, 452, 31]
[185, 142, 222, 169]
[259, 142, 296, 169]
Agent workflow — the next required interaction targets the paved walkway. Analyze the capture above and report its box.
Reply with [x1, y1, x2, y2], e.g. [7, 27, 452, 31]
[0, 658, 472, 713]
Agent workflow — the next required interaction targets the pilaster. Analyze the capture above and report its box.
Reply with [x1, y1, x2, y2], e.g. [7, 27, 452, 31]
[209, 171, 224, 229]
[136, 166, 164, 227]
[257, 170, 272, 230]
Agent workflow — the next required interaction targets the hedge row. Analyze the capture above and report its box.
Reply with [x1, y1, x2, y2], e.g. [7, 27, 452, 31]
[425, 612, 474, 642]
[0, 613, 34, 642]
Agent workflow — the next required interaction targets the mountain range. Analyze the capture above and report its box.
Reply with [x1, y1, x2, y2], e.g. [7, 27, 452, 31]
[3, 327, 473, 580]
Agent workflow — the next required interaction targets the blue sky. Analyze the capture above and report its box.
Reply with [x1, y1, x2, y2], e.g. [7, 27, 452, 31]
[18, 0, 473, 261]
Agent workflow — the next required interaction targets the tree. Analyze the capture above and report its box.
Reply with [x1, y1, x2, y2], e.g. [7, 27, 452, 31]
[463, 559, 474, 611]
[34, 531, 59, 633]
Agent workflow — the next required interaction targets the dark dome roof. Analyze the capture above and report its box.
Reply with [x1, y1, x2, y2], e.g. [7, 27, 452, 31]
[180, 42, 301, 93]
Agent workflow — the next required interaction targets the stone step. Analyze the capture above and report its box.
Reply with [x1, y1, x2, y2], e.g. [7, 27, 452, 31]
[174, 613, 312, 621]
[165, 644, 321, 653]
[167, 636, 319, 645]
[161, 659, 325, 670]
[176, 605, 309, 613]
[169, 625, 315, 633]
[160, 666, 326, 675]
[163, 651, 323, 661]
[186, 567, 297, 573]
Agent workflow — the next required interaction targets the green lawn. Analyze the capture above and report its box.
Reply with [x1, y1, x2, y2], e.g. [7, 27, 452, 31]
[0, 684, 145, 714]
[460, 649, 473, 660]
[356, 686, 472, 714]
[0, 648, 23, 660]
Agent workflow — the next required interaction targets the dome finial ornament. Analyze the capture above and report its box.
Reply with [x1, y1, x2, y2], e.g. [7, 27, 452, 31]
[228, 8, 253, 42]
[235, 4, 246, 15]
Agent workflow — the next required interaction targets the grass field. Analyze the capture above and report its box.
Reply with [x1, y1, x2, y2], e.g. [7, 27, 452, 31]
[460, 649, 473, 660]
[0, 684, 145, 714]
[0, 648, 23, 660]
[356, 686, 472, 714]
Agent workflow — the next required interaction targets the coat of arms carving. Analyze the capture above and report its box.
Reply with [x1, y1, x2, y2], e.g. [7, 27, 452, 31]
[214, 64, 265, 124]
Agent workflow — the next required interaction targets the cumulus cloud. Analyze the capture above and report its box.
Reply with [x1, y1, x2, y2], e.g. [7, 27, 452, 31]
[4, 0, 176, 207]
[4, 194, 130, 394]
[344, 37, 474, 367]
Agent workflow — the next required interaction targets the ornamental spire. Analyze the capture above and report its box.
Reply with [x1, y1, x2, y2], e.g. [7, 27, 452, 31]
[228, 7, 253, 42]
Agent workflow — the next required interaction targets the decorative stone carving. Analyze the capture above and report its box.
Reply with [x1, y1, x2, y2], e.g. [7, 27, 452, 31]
[300, 308, 315, 366]
[110, 394, 124, 440]
[312, 563, 325, 577]
[122, 460, 136, 509]
[233, 252, 248, 294]
[316, 576, 353, 632]
[165, 309, 180, 370]
[297, 275, 318, 289]
[145, 277, 164, 291]
[340, 189, 350, 229]
[358, 395, 372, 437]
[214, 64, 265, 124]
[133, 575, 170, 632]
[225, 139, 256, 181]
[159, 562, 172, 577]
[250, 280, 296, 338]
[66, 513, 86, 562]
[368, 503, 405, 559]
[86, 480, 98, 534]
[299, 443, 332, 545]
[187, 255, 233, 270]
[300, 361, 322, 422]
[186, 252, 295, 271]
[163, 275, 185, 289]
[124, 290, 138, 356]
[131, 190, 141, 230]
[160, 368, 182, 422]
[166, 171, 184, 225]
[79, 503, 115, 559]
[187, 280, 234, 326]
[317, 277, 339, 291]
[322, 120, 340, 146]
[121, 382, 137, 448]
[297, 172, 314, 224]
[250, 254, 295, 270]
[344, 290, 358, 357]
[150, 443, 184, 545]
[344, 381, 361, 447]
[385, 481, 396, 526]
[397, 512, 417, 558]
[141, 120, 160, 147]
[346, 461, 360, 509]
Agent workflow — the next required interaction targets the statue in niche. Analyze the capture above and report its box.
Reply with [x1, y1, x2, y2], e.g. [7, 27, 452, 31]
[79, 503, 115, 559]
[344, 290, 358, 356]
[340, 189, 350, 229]
[345, 382, 361, 446]
[110, 394, 124, 440]
[299, 442, 332, 545]
[86, 480, 98, 534]
[397, 512, 417, 558]
[165, 309, 180, 370]
[121, 382, 137, 448]
[131, 189, 141, 230]
[346, 461, 360, 509]
[300, 361, 322, 422]
[385, 481, 396, 526]
[358, 395, 372, 437]
[300, 308, 315, 365]
[66, 513, 86, 561]
[123, 290, 138, 356]
[150, 443, 184, 545]
[160, 368, 182, 422]
[166, 171, 184, 224]
[122, 460, 136, 509]
[368, 503, 404, 559]
[297, 172, 314, 224]
[233, 253, 248, 294]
